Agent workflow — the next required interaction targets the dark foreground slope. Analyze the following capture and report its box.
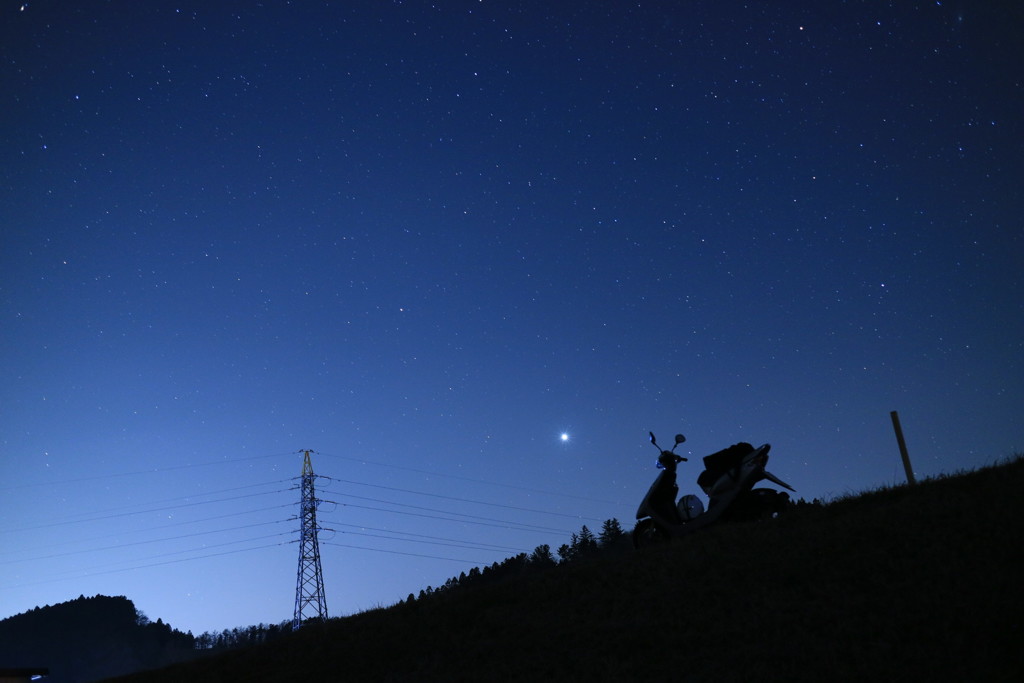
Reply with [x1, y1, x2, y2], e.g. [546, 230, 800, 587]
[112, 458, 1024, 682]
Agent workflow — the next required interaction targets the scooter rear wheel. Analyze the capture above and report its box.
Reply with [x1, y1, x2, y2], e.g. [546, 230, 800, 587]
[632, 518, 669, 549]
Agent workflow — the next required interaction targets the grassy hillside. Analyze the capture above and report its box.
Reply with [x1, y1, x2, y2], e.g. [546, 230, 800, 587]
[110, 457, 1024, 682]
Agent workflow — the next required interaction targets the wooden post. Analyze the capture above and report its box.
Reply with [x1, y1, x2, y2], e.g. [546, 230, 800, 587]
[890, 410, 916, 485]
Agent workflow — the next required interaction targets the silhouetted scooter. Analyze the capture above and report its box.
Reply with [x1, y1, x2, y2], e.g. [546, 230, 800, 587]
[633, 432, 795, 548]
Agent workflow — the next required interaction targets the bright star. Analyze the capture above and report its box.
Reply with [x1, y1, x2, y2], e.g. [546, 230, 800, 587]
[560, 433, 569, 442]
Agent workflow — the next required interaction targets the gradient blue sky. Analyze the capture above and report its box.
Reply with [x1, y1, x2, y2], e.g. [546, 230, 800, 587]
[2, 1, 1022, 636]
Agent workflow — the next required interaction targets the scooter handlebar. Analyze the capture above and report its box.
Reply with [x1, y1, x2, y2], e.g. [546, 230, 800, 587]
[660, 451, 687, 464]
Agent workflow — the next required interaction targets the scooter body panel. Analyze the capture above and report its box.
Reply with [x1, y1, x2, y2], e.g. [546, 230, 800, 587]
[636, 468, 682, 525]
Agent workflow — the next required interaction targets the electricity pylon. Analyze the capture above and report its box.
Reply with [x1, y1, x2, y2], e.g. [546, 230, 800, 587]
[293, 449, 328, 629]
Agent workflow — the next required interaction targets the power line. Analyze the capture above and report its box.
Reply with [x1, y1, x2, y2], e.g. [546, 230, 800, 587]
[322, 490, 586, 531]
[1, 518, 293, 566]
[331, 500, 570, 536]
[124, 531, 295, 566]
[1, 540, 292, 591]
[322, 521, 527, 553]
[317, 451, 626, 506]
[318, 523, 525, 555]
[1, 487, 293, 534]
[321, 541, 492, 566]
[322, 477, 606, 522]
[4, 503, 295, 560]
[327, 530, 517, 556]
[1, 478, 292, 533]
[0, 452, 297, 492]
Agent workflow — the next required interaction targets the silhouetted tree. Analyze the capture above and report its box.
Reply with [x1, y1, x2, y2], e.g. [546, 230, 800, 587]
[556, 525, 601, 563]
[194, 619, 292, 651]
[529, 543, 557, 568]
[598, 518, 625, 546]
[557, 538, 576, 563]
[577, 525, 599, 556]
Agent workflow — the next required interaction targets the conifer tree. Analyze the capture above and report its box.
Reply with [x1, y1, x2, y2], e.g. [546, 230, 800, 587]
[577, 525, 599, 556]
[529, 544, 556, 568]
[598, 518, 625, 546]
[557, 539, 575, 563]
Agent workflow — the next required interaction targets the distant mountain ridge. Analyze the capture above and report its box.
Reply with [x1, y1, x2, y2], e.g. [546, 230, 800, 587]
[0, 595, 195, 683]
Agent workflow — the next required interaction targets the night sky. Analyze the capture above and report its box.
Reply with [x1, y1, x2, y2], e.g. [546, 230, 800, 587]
[2, 1, 1022, 636]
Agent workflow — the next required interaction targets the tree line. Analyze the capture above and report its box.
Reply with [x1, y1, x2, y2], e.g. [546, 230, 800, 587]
[408, 518, 628, 602]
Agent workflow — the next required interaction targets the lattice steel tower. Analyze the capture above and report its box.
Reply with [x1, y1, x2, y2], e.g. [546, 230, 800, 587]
[293, 449, 328, 629]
